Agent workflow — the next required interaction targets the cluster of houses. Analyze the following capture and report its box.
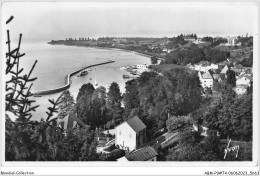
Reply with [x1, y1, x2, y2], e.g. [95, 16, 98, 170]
[186, 61, 253, 95]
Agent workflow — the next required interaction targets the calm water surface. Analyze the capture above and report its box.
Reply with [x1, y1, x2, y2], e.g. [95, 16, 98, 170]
[18, 42, 150, 120]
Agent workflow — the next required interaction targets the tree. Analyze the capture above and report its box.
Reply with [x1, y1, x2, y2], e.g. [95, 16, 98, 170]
[107, 82, 123, 127]
[5, 17, 66, 161]
[151, 56, 158, 64]
[58, 90, 75, 119]
[76, 83, 95, 101]
[5, 16, 99, 161]
[129, 68, 203, 135]
[167, 130, 223, 161]
[123, 79, 140, 118]
[75, 83, 95, 125]
[203, 83, 252, 141]
[107, 82, 122, 108]
[201, 36, 213, 43]
[226, 70, 236, 87]
[165, 44, 205, 65]
[240, 53, 253, 67]
[204, 48, 227, 64]
[91, 86, 107, 127]
[166, 115, 191, 132]
[75, 84, 110, 128]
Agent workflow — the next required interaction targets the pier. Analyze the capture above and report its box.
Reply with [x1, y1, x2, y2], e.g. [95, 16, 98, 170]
[33, 60, 115, 96]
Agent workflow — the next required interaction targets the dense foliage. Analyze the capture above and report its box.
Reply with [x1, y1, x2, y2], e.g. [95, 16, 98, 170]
[240, 52, 253, 67]
[166, 115, 192, 132]
[203, 84, 252, 141]
[150, 56, 158, 64]
[226, 70, 236, 87]
[106, 82, 123, 128]
[204, 47, 227, 63]
[168, 34, 189, 46]
[165, 44, 205, 65]
[75, 84, 108, 128]
[238, 36, 253, 47]
[167, 130, 223, 161]
[58, 90, 75, 119]
[166, 129, 252, 161]
[201, 36, 228, 47]
[123, 68, 202, 138]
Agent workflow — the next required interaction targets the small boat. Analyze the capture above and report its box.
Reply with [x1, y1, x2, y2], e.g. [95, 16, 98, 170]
[78, 70, 88, 77]
[130, 70, 138, 75]
[123, 75, 130, 79]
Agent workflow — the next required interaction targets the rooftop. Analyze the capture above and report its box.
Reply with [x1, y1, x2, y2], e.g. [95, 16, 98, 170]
[238, 75, 253, 81]
[126, 116, 147, 133]
[220, 65, 229, 74]
[125, 146, 158, 161]
[57, 113, 88, 132]
[202, 70, 213, 79]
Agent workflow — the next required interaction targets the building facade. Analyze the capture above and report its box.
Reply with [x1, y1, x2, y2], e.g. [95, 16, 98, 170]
[235, 85, 248, 95]
[236, 75, 252, 87]
[115, 116, 146, 152]
[198, 70, 214, 89]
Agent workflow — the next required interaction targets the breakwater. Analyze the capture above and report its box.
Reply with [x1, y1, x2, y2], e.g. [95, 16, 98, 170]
[33, 60, 115, 96]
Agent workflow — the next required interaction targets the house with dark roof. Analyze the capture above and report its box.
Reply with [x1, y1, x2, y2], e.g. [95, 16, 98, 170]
[115, 116, 147, 152]
[218, 73, 226, 82]
[57, 113, 88, 133]
[117, 146, 158, 161]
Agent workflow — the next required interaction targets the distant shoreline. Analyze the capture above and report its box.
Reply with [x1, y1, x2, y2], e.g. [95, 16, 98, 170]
[48, 41, 165, 60]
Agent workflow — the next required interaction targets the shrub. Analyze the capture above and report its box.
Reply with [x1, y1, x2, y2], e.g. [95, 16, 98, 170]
[166, 115, 191, 132]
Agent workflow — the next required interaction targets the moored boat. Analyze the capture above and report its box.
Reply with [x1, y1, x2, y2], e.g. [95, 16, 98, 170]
[78, 70, 88, 77]
[123, 75, 130, 79]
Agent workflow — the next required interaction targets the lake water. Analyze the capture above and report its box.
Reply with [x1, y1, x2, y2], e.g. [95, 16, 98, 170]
[18, 42, 150, 120]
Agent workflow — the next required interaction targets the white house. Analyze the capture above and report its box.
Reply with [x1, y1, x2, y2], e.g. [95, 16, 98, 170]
[117, 146, 158, 161]
[195, 64, 207, 72]
[194, 62, 218, 72]
[236, 75, 252, 87]
[207, 63, 219, 70]
[115, 116, 147, 152]
[225, 36, 238, 45]
[235, 85, 248, 95]
[198, 70, 214, 88]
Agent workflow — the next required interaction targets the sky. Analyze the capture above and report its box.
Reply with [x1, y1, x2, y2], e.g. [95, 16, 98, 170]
[2, 1, 258, 42]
